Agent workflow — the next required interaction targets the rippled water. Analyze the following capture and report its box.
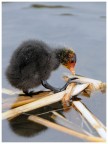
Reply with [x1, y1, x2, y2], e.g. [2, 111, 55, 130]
[2, 2, 106, 142]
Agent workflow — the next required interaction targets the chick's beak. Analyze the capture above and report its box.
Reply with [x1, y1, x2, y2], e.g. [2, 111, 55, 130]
[69, 53, 76, 75]
[69, 62, 76, 75]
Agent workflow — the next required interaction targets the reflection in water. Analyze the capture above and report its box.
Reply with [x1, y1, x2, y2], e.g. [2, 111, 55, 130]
[9, 109, 51, 137]
[8, 93, 63, 137]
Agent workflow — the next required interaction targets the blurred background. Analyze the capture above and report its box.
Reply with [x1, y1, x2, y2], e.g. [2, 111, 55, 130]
[2, 2, 106, 142]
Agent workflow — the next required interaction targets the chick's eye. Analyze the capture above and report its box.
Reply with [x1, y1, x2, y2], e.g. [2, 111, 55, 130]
[71, 57, 76, 63]
[71, 59, 74, 63]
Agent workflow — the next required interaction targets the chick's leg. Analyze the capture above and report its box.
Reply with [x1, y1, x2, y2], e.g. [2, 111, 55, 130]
[41, 80, 60, 93]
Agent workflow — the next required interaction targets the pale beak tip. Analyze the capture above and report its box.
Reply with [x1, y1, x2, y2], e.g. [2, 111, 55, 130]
[72, 70, 75, 75]
[70, 68, 75, 75]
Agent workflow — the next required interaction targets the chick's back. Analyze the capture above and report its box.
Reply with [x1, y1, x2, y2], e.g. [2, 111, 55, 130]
[6, 40, 55, 90]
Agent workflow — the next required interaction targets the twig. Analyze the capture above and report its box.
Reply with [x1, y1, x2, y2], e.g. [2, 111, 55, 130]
[2, 88, 21, 95]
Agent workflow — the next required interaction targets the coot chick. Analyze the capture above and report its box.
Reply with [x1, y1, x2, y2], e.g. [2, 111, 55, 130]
[6, 40, 77, 95]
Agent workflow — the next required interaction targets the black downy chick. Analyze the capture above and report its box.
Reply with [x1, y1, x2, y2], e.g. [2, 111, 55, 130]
[6, 40, 77, 95]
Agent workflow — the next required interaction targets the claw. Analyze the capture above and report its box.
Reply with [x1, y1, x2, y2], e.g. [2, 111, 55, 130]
[28, 91, 34, 96]
[24, 90, 34, 97]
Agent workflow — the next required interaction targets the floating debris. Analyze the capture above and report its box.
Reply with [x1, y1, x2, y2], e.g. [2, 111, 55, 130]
[31, 4, 71, 9]
[60, 13, 74, 16]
